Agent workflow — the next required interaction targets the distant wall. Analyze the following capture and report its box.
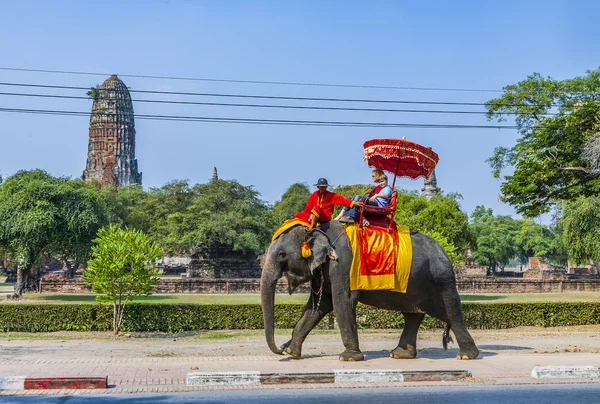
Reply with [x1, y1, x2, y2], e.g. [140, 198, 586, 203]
[457, 279, 600, 293]
[40, 278, 600, 294]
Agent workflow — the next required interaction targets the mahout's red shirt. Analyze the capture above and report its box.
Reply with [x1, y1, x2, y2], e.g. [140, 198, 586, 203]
[295, 190, 355, 223]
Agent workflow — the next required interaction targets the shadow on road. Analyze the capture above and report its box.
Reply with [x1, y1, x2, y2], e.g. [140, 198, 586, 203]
[275, 344, 531, 361]
[477, 344, 533, 351]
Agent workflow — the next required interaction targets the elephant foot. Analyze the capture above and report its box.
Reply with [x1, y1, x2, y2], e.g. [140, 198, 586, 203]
[280, 340, 302, 359]
[280, 339, 291, 351]
[456, 347, 479, 360]
[339, 349, 364, 362]
[390, 344, 417, 359]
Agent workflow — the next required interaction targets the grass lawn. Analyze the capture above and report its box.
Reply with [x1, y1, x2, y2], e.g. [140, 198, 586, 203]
[6, 293, 310, 304]
[4, 291, 598, 304]
[0, 281, 13, 293]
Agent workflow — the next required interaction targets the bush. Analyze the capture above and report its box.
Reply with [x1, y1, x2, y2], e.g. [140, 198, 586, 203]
[0, 305, 112, 332]
[0, 302, 598, 333]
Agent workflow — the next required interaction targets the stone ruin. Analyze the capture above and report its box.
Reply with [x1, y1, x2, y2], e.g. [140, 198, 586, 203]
[82, 75, 142, 186]
[186, 253, 261, 279]
[523, 257, 567, 280]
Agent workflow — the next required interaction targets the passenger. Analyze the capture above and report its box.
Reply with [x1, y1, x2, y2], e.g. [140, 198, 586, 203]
[335, 169, 392, 223]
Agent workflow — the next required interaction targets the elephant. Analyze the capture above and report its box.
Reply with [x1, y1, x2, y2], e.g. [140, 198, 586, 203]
[260, 221, 479, 361]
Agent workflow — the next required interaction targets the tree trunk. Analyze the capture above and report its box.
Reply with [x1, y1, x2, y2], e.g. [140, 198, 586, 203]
[27, 268, 41, 293]
[63, 259, 72, 278]
[62, 259, 80, 279]
[113, 303, 119, 335]
[113, 301, 129, 335]
[71, 263, 81, 278]
[9, 266, 30, 299]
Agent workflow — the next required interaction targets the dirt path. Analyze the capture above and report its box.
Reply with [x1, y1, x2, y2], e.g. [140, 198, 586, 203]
[1, 325, 599, 361]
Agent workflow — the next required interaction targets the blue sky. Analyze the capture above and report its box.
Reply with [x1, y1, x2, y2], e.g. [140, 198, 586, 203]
[1, 0, 598, 221]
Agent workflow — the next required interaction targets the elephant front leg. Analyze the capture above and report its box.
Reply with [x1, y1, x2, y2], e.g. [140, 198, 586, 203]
[391, 312, 424, 359]
[283, 294, 333, 359]
[332, 290, 364, 361]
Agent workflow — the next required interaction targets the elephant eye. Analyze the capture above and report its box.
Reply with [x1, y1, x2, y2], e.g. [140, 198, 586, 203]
[278, 251, 287, 259]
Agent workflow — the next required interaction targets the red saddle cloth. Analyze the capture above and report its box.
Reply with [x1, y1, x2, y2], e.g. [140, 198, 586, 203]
[345, 221, 412, 293]
[357, 221, 398, 277]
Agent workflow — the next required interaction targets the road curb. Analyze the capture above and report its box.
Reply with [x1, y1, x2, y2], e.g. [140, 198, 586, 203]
[0, 376, 107, 390]
[531, 366, 600, 379]
[187, 369, 471, 386]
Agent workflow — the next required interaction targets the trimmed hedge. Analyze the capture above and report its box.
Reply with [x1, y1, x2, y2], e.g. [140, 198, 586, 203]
[0, 302, 599, 333]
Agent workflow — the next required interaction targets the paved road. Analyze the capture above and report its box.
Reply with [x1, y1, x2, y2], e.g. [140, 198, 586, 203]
[3, 384, 600, 403]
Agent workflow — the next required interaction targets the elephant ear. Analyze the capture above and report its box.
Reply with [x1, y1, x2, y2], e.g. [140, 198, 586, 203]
[306, 230, 338, 273]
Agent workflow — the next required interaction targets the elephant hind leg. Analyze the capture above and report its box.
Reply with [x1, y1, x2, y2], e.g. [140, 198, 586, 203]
[391, 312, 424, 359]
[440, 290, 479, 360]
[450, 319, 479, 360]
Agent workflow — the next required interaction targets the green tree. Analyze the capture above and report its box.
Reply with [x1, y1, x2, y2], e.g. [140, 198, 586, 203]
[272, 183, 311, 225]
[86, 85, 100, 100]
[548, 210, 569, 265]
[469, 206, 565, 270]
[132, 180, 195, 248]
[98, 183, 151, 232]
[153, 179, 274, 257]
[0, 170, 108, 297]
[559, 197, 600, 265]
[84, 225, 162, 334]
[426, 229, 461, 267]
[486, 69, 600, 217]
[395, 192, 473, 262]
[469, 206, 521, 272]
[514, 219, 560, 263]
[51, 180, 111, 278]
[332, 184, 374, 198]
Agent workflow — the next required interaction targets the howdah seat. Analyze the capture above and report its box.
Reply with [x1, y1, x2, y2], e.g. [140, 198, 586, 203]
[358, 191, 398, 231]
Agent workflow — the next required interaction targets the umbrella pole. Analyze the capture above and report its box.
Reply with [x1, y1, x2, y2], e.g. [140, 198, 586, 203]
[388, 159, 401, 231]
[391, 159, 401, 189]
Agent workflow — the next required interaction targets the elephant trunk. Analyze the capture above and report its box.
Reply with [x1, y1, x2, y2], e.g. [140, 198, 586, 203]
[260, 260, 284, 355]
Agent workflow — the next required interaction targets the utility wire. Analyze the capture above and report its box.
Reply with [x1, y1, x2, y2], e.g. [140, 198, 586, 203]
[0, 67, 502, 93]
[0, 107, 520, 129]
[0, 91, 562, 116]
[0, 81, 566, 108]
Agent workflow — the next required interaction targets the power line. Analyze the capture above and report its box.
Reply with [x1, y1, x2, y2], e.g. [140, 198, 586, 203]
[0, 91, 556, 116]
[0, 81, 560, 108]
[0, 67, 502, 93]
[0, 107, 520, 129]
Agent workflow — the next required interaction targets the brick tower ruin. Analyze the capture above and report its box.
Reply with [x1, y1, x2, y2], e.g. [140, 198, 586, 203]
[82, 75, 142, 186]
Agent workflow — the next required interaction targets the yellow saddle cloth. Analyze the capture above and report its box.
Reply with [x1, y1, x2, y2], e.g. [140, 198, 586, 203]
[271, 218, 311, 241]
[344, 223, 412, 293]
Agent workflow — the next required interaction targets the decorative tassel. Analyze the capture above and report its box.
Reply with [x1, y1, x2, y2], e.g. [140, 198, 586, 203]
[301, 242, 312, 258]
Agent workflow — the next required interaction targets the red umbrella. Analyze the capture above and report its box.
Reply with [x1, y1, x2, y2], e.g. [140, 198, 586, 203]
[363, 138, 439, 186]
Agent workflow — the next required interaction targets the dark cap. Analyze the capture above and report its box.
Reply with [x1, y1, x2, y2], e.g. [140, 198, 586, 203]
[314, 178, 329, 187]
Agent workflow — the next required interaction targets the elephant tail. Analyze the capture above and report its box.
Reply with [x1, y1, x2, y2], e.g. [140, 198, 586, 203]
[442, 324, 453, 349]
